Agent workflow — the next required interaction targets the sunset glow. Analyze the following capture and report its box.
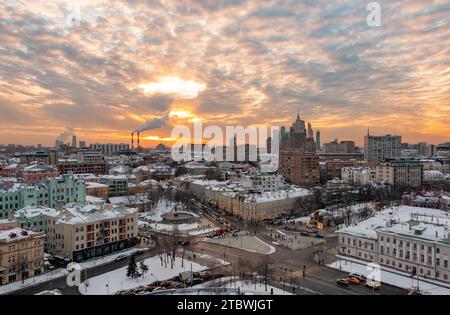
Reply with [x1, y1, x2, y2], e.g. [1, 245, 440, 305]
[138, 77, 206, 99]
[0, 0, 448, 147]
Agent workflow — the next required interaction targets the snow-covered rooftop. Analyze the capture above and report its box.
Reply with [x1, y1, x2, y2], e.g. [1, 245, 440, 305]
[0, 227, 42, 243]
[14, 206, 60, 219]
[46, 203, 137, 225]
[338, 206, 450, 244]
[86, 182, 108, 189]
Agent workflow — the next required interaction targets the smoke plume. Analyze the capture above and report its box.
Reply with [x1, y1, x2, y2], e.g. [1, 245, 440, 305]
[56, 127, 74, 143]
[134, 113, 169, 133]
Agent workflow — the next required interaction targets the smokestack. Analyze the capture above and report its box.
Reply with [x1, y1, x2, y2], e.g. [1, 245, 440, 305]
[131, 132, 134, 150]
[137, 132, 140, 149]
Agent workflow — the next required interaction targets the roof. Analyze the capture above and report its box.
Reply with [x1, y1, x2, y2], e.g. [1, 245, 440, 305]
[86, 182, 108, 189]
[14, 206, 60, 219]
[46, 203, 137, 225]
[0, 227, 42, 242]
[21, 164, 57, 172]
[338, 206, 450, 244]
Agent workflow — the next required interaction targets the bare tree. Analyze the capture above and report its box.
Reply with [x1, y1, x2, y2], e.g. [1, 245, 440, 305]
[257, 256, 274, 292]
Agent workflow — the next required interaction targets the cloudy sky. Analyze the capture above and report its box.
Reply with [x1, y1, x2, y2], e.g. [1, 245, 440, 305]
[0, 0, 449, 147]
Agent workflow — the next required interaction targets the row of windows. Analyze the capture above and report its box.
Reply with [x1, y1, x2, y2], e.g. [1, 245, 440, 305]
[380, 258, 449, 280]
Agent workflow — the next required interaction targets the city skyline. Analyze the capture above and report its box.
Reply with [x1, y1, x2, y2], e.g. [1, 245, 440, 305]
[1, 0, 449, 146]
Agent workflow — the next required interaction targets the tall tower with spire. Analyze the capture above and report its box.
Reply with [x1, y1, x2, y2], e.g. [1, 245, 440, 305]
[290, 112, 306, 150]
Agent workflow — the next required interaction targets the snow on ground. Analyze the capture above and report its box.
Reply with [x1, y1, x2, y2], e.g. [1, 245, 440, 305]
[255, 237, 276, 255]
[138, 201, 177, 222]
[188, 227, 218, 236]
[223, 279, 292, 295]
[276, 229, 286, 236]
[78, 248, 149, 269]
[206, 235, 276, 255]
[149, 222, 199, 232]
[0, 269, 69, 295]
[79, 256, 208, 295]
[194, 253, 231, 266]
[193, 276, 292, 295]
[139, 200, 198, 223]
[328, 258, 450, 295]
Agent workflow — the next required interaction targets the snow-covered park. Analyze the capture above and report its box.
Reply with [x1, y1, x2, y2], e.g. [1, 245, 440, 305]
[79, 256, 208, 295]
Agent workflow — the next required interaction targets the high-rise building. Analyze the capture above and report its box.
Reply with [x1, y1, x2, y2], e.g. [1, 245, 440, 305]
[72, 135, 77, 148]
[280, 113, 316, 152]
[316, 130, 321, 151]
[279, 151, 320, 186]
[290, 113, 307, 150]
[364, 131, 401, 161]
[79, 141, 86, 148]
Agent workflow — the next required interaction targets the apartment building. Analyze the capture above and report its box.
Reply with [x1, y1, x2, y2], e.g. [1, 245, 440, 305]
[376, 159, 422, 188]
[57, 159, 107, 175]
[341, 167, 376, 186]
[14, 206, 59, 233]
[364, 133, 401, 162]
[0, 227, 45, 285]
[19, 164, 59, 184]
[337, 206, 450, 284]
[100, 175, 136, 197]
[279, 150, 320, 186]
[46, 204, 138, 262]
[240, 173, 284, 193]
[0, 173, 85, 219]
[174, 176, 312, 222]
[90, 143, 130, 156]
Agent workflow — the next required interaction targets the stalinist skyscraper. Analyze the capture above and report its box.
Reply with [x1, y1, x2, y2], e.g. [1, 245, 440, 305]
[290, 113, 307, 150]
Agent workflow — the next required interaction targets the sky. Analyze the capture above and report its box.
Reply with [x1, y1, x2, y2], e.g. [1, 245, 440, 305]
[0, 0, 449, 147]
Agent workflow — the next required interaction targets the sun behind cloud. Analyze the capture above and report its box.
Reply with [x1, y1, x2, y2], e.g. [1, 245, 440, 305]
[138, 77, 206, 99]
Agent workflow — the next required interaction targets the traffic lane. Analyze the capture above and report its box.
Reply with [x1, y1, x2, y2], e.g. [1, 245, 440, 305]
[308, 266, 408, 295]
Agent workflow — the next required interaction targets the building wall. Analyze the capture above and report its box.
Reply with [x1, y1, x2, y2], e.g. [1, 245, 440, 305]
[279, 151, 320, 186]
[46, 210, 138, 262]
[0, 233, 45, 285]
[338, 233, 378, 262]
[364, 135, 401, 161]
[338, 229, 450, 284]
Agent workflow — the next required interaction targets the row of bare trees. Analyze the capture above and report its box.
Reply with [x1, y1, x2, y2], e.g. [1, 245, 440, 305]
[152, 228, 193, 269]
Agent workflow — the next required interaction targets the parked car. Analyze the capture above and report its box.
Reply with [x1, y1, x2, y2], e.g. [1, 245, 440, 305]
[347, 277, 361, 285]
[348, 273, 367, 282]
[365, 281, 381, 290]
[336, 278, 350, 287]
[115, 255, 128, 262]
